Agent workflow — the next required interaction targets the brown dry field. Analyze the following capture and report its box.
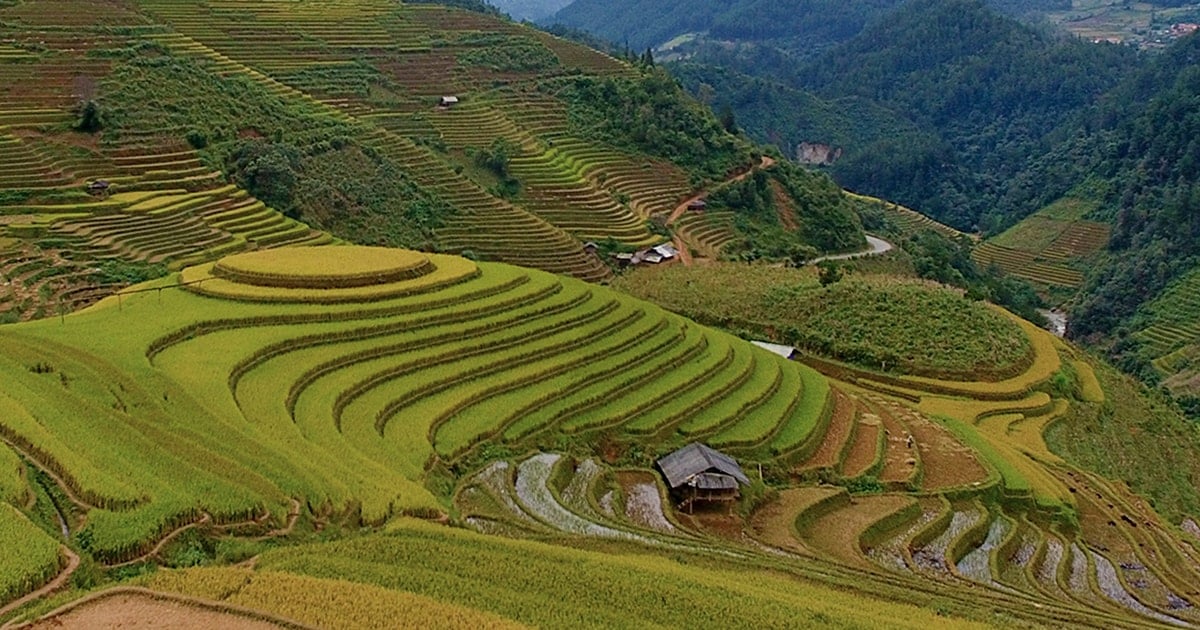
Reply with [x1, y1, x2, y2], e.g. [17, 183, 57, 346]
[748, 487, 842, 554]
[875, 404, 917, 485]
[840, 413, 881, 478]
[799, 494, 917, 569]
[800, 389, 857, 470]
[26, 592, 294, 630]
[903, 409, 990, 490]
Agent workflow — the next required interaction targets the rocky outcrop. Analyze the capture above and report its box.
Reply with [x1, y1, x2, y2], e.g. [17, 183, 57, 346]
[796, 142, 843, 165]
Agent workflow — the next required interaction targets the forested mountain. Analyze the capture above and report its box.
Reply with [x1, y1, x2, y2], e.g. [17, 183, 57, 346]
[549, 0, 1200, 410]
[549, 0, 902, 53]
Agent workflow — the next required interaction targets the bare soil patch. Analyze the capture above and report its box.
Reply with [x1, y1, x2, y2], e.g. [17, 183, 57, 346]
[800, 494, 916, 569]
[748, 487, 841, 554]
[840, 411, 881, 478]
[22, 589, 301, 630]
[890, 403, 989, 491]
[875, 404, 916, 485]
[798, 389, 856, 471]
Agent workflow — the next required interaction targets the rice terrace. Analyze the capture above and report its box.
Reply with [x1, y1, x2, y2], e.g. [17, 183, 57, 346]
[0, 0, 1199, 628]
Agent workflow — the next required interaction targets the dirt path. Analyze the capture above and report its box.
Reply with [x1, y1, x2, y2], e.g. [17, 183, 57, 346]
[106, 513, 213, 569]
[672, 234, 692, 266]
[109, 497, 299, 569]
[666, 156, 776, 227]
[255, 499, 301, 541]
[0, 546, 80, 619]
[0, 436, 97, 512]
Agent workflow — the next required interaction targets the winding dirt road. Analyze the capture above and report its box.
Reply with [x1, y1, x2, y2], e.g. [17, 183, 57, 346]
[0, 546, 80, 620]
[808, 235, 894, 265]
[667, 156, 776, 227]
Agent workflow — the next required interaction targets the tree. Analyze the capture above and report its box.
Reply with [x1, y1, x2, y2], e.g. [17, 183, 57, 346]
[719, 104, 738, 134]
[74, 100, 103, 134]
[817, 260, 844, 286]
[227, 140, 302, 218]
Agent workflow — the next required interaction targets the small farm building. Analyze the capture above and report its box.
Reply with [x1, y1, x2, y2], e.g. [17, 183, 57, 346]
[86, 180, 110, 196]
[656, 443, 750, 512]
[751, 340, 796, 359]
[439, 96, 460, 107]
[652, 243, 678, 260]
[687, 199, 707, 211]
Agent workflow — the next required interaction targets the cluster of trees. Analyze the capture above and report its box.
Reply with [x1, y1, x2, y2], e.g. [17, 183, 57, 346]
[548, 0, 903, 54]
[710, 161, 865, 261]
[546, 69, 753, 183]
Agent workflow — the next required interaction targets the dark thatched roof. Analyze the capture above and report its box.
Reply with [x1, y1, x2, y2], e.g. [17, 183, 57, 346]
[656, 443, 750, 490]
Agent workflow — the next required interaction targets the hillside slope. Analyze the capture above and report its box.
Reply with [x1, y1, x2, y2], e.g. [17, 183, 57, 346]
[0, 245, 833, 561]
[0, 245, 1198, 628]
[0, 0, 863, 323]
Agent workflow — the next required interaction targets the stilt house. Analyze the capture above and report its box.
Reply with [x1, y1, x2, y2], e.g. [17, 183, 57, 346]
[656, 443, 751, 513]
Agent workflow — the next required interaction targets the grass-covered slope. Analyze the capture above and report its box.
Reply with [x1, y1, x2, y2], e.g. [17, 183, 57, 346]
[614, 263, 1032, 381]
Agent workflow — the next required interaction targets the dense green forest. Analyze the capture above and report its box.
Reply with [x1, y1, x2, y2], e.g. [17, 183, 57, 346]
[484, 0, 572, 21]
[548, 0, 903, 53]
[548, 0, 1200, 416]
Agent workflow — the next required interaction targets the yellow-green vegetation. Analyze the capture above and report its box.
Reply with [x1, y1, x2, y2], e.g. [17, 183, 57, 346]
[198, 519, 984, 629]
[1071, 360, 1105, 403]
[0, 503, 62, 604]
[147, 568, 526, 630]
[613, 263, 1033, 381]
[0, 246, 830, 564]
[182, 252, 479, 303]
[973, 197, 1109, 290]
[0, 444, 23, 506]
[212, 246, 435, 289]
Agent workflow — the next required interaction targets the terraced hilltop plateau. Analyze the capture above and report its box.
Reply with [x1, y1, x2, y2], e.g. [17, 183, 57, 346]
[1, 0, 1200, 628]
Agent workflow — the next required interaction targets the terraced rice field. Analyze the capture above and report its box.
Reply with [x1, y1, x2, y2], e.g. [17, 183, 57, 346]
[0, 0, 759, 320]
[0, 1, 338, 322]
[0, 2, 1197, 627]
[973, 197, 1111, 290]
[972, 242, 1085, 288]
[0, 246, 831, 567]
[130, 0, 703, 271]
[1131, 267, 1200, 396]
[0, 244, 1194, 628]
[441, 270, 1200, 628]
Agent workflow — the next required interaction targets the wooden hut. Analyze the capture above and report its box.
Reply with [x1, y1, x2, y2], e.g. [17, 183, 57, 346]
[656, 443, 750, 513]
[86, 180, 110, 197]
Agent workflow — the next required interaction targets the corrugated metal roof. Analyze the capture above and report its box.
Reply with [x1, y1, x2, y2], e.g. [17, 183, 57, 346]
[692, 472, 739, 490]
[656, 443, 750, 489]
[751, 340, 796, 359]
